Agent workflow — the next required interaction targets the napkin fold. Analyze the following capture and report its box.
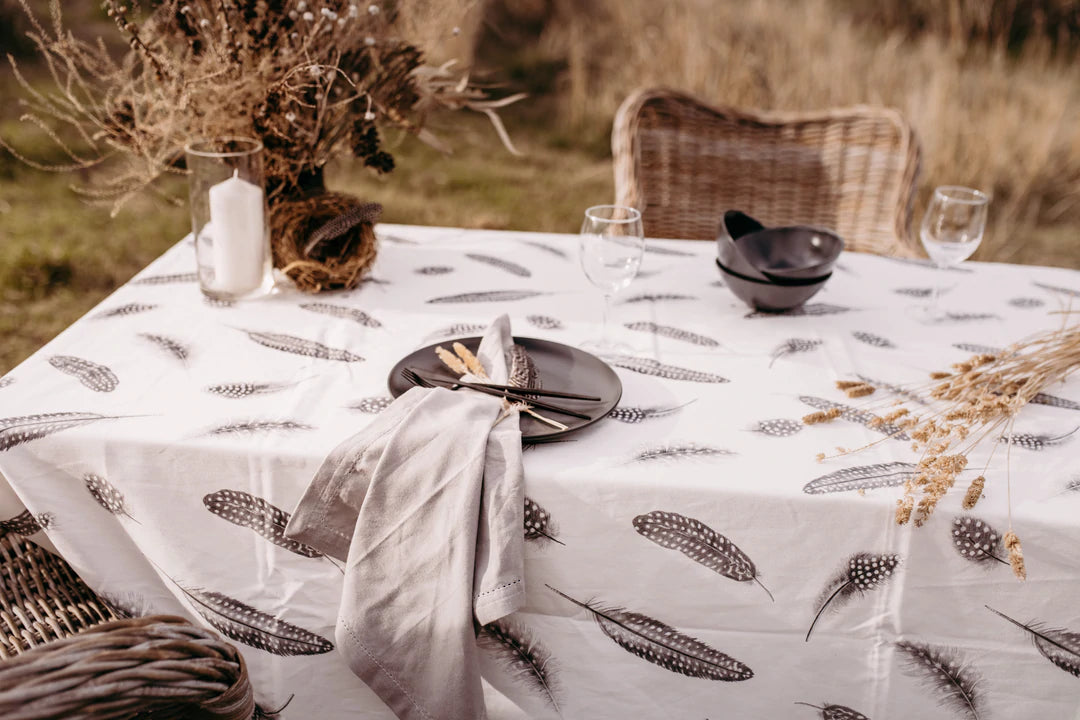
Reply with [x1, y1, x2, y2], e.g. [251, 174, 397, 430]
[286, 315, 525, 720]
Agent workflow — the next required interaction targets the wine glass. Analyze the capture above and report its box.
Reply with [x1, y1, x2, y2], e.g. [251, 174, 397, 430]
[917, 185, 989, 323]
[579, 205, 645, 352]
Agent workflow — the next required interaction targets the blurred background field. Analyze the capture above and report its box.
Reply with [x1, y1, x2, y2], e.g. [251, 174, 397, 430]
[2, 0, 1079, 373]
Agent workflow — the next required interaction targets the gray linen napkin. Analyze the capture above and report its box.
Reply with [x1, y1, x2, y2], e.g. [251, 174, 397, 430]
[286, 315, 525, 720]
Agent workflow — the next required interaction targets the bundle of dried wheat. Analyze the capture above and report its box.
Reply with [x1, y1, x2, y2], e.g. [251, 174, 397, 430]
[805, 320, 1080, 580]
[4, 0, 521, 213]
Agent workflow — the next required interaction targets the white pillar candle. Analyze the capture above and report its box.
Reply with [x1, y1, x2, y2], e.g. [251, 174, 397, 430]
[208, 170, 266, 294]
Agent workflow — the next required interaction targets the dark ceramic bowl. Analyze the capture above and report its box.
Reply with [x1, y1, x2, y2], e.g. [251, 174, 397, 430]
[716, 211, 770, 281]
[716, 258, 829, 311]
[735, 226, 845, 281]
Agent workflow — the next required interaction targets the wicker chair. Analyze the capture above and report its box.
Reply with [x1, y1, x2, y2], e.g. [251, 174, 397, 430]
[612, 88, 922, 256]
[0, 529, 255, 719]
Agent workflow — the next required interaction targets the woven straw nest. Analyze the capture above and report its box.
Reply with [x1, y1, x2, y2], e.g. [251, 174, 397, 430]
[270, 192, 381, 293]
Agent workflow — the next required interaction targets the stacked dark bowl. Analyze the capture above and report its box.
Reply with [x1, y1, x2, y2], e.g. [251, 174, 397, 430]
[715, 211, 844, 311]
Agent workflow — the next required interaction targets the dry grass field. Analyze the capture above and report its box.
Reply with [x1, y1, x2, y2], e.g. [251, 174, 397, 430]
[1, 0, 1079, 373]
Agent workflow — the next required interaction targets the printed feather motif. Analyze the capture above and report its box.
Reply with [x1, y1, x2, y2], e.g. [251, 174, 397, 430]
[177, 584, 333, 656]
[1033, 281, 1080, 297]
[349, 396, 393, 414]
[745, 303, 852, 318]
[885, 256, 973, 272]
[770, 338, 822, 367]
[645, 244, 696, 257]
[806, 553, 901, 641]
[523, 497, 563, 545]
[942, 312, 1000, 322]
[800, 396, 910, 440]
[986, 606, 1080, 678]
[803, 462, 917, 494]
[1009, 297, 1044, 308]
[546, 585, 752, 681]
[242, 330, 364, 362]
[856, 375, 928, 406]
[633, 511, 773, 601]
[84, 473, 136, 522]
[427, 290, 544, 304]
[953, 342, 1002, 355]
[520, 240, 569, 259]
[752, 418, 804, 437]
[634, 444, 734, 462]
[299, 303, 381, 328]
[204, 296, 235, 308]
[415, 265, 454, 275]
[478, 619, 562, 712]
[206, 420, 313, 436]
[893, 287, 934, 298]
[1001, 426, 1077, 451]
[205, 380, 302, 399]
[609, 402, 693, 424]
[95, 303, 157, 319]
[527, 314, 563, 330]
[0, 376, 13, 389]
[896, 641, 982, 720]
[48, 355, 118, 392]
[132, 271, 198, 284]
[0, 412, 118, 452]
[203, 489, 323, 558]
[852, 331, 895, 349]
[624, 321, 719, 347]
[620, 292, 697, 304]
[951, 516, 1007, 567]
[1065, 476, 1080, 493]
[605, 355, 728, 383]
[139, 333, 190, 362]
[0, 510, 46, 536]
[466, 253, 532, 277]
[1030, 393, 1080, 411]
[794, 702, 870, 720]
[425, 323, 487, 341]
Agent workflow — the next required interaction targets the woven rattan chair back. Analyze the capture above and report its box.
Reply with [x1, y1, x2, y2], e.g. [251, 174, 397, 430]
[612, 88, 922, 256]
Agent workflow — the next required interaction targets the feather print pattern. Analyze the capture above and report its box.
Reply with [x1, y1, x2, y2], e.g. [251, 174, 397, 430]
[203, 489, 322, 558]
[634, 444, 734, 462]
[178, 584, 333, 656]
[1009, 297, 1044, 308]
[465, 253, 532, 277]
[427, 290, 544, 304]
[425, 323, 487, 341]
[206, 420, 313, 436]
[132, 271, 198, 284]
[48, 355, 118, 392]
[95, 303, 156, 319]
[1030, 393, 1080, 411]
[139, 333, 190, 362]
[84, 473, 136, 521]
[893, 287, 934, 298]
[746, 303, 852, 318]
[546, 585, 753, 681]
[1065, 476, 1080, 493]
[242, 330, 363, 362]
[415, 265, 454, 275]
[1033, 281, 1080, 297]
[806, 553, 901, 640]
[852, 331, 895, 348]
[794, 702, 870, 720]
[895, 641, 982, 720]
[885, 256, 973, 272]
[526, 314, 563, 330]
[523, 497, 563, 545]
[942, 312, 1000, 322]
[520, 239, 569, 259]
[953, 342, 1002, 355]
[752, 418, 804, 437]
[349, 396, 393, 414]
[0, 510, 44, 536]
[478, 619, 562, 712]
[620, 293, 697, 304]
[0, 376, 13, 389]
[951, 516, 1007, 567]
[770, 338, 822, 367]
[633, 511, 773, 601]
[204, 296, 235, 308]
[205, 380, 301, 399]
[606, 355, 728, 383]
[609, 402, 693, 424]
[1002, 426, 1078, 451]
[856, 375, 928, 405]
[799, 396, 910, 440]
[299, 303, 381, 328]
[986, 606, 1080, 678]
[624, 321, 720, 347]
[0, 412, 117, 452]
[803, 462, 917, 495]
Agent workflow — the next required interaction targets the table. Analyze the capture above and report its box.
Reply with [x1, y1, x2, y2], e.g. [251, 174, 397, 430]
[1, 224, 1079, 719]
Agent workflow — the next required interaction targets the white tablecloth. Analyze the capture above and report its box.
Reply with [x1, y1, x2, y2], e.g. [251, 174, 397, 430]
[1, 224, 1079, 719]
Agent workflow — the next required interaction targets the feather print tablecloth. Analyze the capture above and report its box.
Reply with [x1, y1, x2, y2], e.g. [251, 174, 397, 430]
[1, 224, 1080, 719]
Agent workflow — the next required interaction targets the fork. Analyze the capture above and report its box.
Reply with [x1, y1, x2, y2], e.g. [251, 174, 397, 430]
[401, 369, 590, 421]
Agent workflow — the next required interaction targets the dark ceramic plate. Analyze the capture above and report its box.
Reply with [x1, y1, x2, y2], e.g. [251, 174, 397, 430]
[388, 336, 622, 442]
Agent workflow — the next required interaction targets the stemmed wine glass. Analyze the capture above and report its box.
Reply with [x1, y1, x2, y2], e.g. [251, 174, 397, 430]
[917, 185, 989, 323]
[579, 205, 645, 352]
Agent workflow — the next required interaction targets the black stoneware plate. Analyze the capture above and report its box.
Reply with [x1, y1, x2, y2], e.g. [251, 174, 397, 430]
[388, 336, 622, 442]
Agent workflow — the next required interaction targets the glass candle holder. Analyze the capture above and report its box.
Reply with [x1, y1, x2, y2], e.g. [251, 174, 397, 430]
[185, 137, 273, 300]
